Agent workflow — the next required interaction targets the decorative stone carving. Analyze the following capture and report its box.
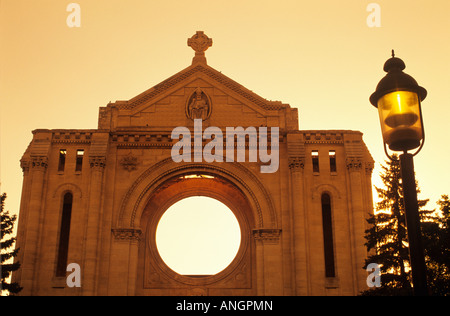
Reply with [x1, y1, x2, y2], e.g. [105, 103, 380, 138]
[120, 154, 138, 172]
[346, 158, 363, 170]
[365, 161, 375, 175]
[20, 159, 30, 173]
[89, 156, 106, 169]
[186, 88, 212, 120]
[187, 31, 212, 63]
[252, 228, 282, 244]
[112, 228, 142, 241]
[30, 156, 48, 170]
[288, 157, 305, 170]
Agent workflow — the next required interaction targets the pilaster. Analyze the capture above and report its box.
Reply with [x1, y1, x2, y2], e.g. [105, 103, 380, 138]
[20, 155, 49, 295]
[287, 133, 309, 295]
[82, 133, 109, 295]
[343, 133, 371, 293]
[112, 228, 142, 295]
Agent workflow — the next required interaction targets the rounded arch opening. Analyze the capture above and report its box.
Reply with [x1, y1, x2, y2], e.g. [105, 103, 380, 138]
[135, 167, 263, 290]
[155, 196, 241, 276]
[120, 159, 277, 230]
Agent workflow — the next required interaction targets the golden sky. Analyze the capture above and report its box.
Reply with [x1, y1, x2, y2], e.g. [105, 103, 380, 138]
[1, 0, 450, 273]
[156, 196, 240, 275]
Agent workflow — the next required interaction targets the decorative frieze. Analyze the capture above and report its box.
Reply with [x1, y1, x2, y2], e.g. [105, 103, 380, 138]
[303, 131, 344, 144]
[52, 131, 93, 143]
[112, 133, 172, 149]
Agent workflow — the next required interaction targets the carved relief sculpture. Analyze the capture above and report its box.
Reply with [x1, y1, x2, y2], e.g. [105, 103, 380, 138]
[186, 88, 211, 120]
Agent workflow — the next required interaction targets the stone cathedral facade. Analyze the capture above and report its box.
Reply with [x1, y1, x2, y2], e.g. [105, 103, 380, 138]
[14, 32, 374, 296]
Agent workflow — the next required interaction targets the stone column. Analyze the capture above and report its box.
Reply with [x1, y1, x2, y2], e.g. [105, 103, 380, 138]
[82, 156, 106, 295]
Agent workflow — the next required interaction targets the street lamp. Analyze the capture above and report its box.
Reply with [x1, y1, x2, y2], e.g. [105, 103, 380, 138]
[370, 51, 428, 296]
[370, 50, 427, 154]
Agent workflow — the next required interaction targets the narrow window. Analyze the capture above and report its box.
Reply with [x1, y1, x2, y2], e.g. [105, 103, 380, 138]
[58, 149, 67, 172]
[321, 193, 335, 277]
[312, 150, 319, 173]
[56, 192, 73, 277]
[75, 149, 84, 172]
[329, 150, 337, 173]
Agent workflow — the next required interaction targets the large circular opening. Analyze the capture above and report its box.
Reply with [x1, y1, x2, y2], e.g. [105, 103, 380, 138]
[155, 196, 241, 276]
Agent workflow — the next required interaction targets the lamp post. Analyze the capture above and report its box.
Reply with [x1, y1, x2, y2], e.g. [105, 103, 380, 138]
[370, 51, 428, 296]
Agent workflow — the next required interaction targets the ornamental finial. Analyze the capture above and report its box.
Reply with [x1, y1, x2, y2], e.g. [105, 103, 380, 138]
[187, 31, 212, 64]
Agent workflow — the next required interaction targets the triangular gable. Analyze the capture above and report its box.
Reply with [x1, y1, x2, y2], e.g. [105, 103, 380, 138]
[99, 31, 298, 131]
[115, 63, 287, 114]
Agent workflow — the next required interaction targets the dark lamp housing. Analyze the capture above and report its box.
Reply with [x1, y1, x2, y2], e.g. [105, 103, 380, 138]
[370, 52, 427, 152]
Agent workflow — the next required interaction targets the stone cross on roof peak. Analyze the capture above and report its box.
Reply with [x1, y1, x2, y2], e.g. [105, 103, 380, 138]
[188, 31, 212, 64]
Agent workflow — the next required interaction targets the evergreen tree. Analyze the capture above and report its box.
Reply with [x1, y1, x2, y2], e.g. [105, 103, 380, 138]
[1, 193, 22, 295]
[421, 195, 450, 295]
[361, 154, 431, 295]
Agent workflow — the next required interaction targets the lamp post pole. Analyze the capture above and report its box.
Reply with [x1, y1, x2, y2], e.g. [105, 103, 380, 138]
[399, 152, 428, 296]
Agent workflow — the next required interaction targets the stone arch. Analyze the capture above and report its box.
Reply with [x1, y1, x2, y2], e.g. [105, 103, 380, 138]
[138, 175, 254, 290]
[52, 183, 83, 199]
[117, 157, 277, 230]
[312, 183, 341, 201]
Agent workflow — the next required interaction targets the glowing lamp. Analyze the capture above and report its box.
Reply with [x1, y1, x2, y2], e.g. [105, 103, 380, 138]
[370, 51, 427, 152]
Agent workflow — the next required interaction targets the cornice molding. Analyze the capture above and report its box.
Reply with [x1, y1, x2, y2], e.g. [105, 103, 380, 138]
[116, 64, 286, 112]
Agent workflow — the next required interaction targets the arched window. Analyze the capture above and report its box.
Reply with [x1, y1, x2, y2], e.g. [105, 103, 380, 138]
[56, 192, 73, 277]
[321, 193, 335, 277]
